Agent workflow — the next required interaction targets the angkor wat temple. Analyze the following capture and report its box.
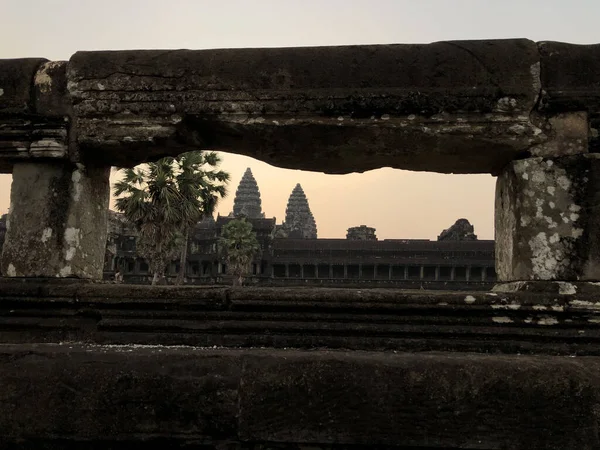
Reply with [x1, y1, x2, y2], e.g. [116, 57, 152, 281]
[97, 167, 496, 288]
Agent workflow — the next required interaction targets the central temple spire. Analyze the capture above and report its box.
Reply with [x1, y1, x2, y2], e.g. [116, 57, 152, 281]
[282, 183, 317, 239]
[231, 168, 264, 219]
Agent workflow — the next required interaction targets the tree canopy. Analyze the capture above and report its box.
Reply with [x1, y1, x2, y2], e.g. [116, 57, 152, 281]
[113, 151, 229, 284]
[218, 218, 260, 287]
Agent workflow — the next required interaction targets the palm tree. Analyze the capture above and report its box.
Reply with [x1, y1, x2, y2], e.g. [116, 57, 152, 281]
[113, 151, 229, 285]
[218, 218, 260, 287]
[174, 152, 229, 284]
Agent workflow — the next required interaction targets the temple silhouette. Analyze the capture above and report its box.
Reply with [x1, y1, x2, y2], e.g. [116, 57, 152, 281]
[96, 167, 496, 288]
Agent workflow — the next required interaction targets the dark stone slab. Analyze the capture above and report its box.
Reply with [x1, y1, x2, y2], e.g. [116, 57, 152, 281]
[538, 41, 600, 113]
[1, 344, 600, 449]
[0, 344, 241, 444]
[0, 59, 68, 173]
[34, 61, 71, 117]
[0, 58, 46, 114]
[239, 350, 600, 449]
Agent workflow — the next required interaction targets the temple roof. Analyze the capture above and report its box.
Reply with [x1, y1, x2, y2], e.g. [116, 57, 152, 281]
[283, 183, 317, 239]
[231, 168, 264, 219]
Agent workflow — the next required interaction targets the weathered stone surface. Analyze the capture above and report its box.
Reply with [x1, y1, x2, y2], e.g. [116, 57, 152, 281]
[538, 41, 600, 113]
[67, 39, 545, 174]
[0, 58, 46, 114]
[529, 111, 590, 157]
[239, 350, 600, 449]
[495, 154, 600, 281]
[34, 60, 71, 117]
[0, 58, 69, 173]
[0, 162, 110, 278]
[0, 343, 600, 449]
[4, 281, 600, 355]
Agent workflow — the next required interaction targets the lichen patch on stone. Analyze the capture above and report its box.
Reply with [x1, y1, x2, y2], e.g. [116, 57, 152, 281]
[558, 282, 577, 295]
[464, 295, 476, 304]
[538, 316, 559, 326]
[492, 316, 513, 324]
[6, 263, 17, 277]
[41, 228, 53, 243]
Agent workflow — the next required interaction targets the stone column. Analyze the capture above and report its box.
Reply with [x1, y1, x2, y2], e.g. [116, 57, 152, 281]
[373, 265, 378, 279]
[403, 266, 408, 280]
[285, 264, 289, 278]
[343, 265, 348, 279]
[450, 266, 456, 281]
[388, 265, 392, 280]
[329, 265, 333, 278]
[358, 264, 363, 279]
[1, 162, 110, 279]
[419, 266, 424, 280]
[435, 266, 440, 281]
[495, 153, 600, 281]
[466, 267, 471, 282]
[300, 265, 304, 279]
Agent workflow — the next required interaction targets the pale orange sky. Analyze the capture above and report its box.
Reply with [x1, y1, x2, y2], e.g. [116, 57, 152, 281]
[1, 0, 598, 239]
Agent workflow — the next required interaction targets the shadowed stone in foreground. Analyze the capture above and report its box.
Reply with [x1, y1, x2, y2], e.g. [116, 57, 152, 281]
[0, 344, 599, 449]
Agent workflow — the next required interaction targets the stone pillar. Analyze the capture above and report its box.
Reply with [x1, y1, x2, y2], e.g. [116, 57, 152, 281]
[482, 267, 487, 282]
[1, 162, 110, 279]
[343, 265, 348, 279]
[403, 266, 408, 280]
[435, 266, 440, 281]
[450, 266, 456, 281]
[285, 264, 289, 278]
[466, 266, 471, 282]
[495, 154, 600, 281]
[373, 265, 378, 279]
[315, 264, 319, 279]
[419, 266, 424, 280]
[329, 265, 333, 278]
[300, 264, 304, 279]
[358, 264, 363, 279]
[388, 265, 392, 280]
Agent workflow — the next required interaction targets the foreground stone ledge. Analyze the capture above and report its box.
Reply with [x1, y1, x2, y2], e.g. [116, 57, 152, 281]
[4, 280, 600, 355]
[0, 343, 599, 449]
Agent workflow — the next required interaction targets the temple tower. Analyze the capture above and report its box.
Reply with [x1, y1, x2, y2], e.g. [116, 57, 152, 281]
[231, 168, 264, 219]
[282, 184, 317, 239]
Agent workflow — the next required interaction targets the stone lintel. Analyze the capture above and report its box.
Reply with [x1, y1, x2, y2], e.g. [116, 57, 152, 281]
[0, 162, 109, 278]
[67, 39, 544, 174]
[539, 41, 600, 114]
[495, 153, 600, 281]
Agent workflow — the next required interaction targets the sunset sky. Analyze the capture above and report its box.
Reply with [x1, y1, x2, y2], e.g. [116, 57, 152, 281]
[1, 0, 598, 239]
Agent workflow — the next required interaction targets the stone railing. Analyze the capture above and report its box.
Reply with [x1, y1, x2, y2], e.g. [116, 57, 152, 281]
[1, 39, 600, 449]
